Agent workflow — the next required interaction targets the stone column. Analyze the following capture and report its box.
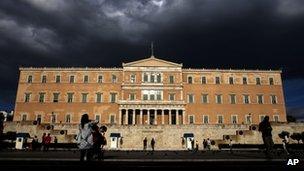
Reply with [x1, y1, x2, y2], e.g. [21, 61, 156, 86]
[125, 110, 129, 125]
[169, 110, 172, 125]
[161, 110, 165, 125]
[140, 109, 143, 125]
[176, 110, 179, 125]
[132, 109, 136, 125]
[154, 109, 157, 125]
[119, 109, 122, 125]
[182, 109, 186, 125]
[147, 109, 150, 125]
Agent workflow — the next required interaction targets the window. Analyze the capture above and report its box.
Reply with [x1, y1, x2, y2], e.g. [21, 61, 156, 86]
[98, 75, 103, 83]
[230, 94, 236, 104]
[229, 77, 234, 84]
[216, 94, 222, 104]
[129, 93, 135, 101]
[201, 76, 206, 84]
[143, 94, 148, 100]
[189, 115, 194, 124]
[84, 75, 89, 83]
[273, 115, 279, 122]
[69, 75, 75, 83]
[96, 93, 102, 103]
[215, 77, 220, 84]
[151, 75, 155, 82]
[270, 95, 277, 104]
[51, 113, 56, 123]
[203, 115, 209, 124]
[169, 75, 174, 84]
[256, 77, 261, 85]
[112, 75, 117, 83]
[67, 93, 74, 103]
[53, 93, 59, 103]
[36, 114, 42, 124]
[42, 75, 46, 83]
[269, 77, 274, 85]
[82, 93, 88, 103]
[201, 94, 208, 104]
[257, 94, 264, 104]
[65, 114, 71, 123]
[55, 75, 60, 83]
[110, 93, 117, 103]
[27, 75, 33, 83]
[157, 74, 161, 83]
[231, 115, 238, 124]
[188, 94, 194, 103]
[243, 77, 247, 85]
[143, 73, 148, 82]
[22, 114, 27, 121]
[95, 115, 100, 122]
[24, 93, 31, 102]
[188, 76, 193, 84]
[217, 115, 223, 124]
[110, 115, 115, 124]
[260, 115, 265, 122]
[150, 94, 155, 100]
[243, 94, 250, 104]
[169, 93, 175, 101]
[142, 90, 162, 100]
[156, 93, 161, 100]
[39, 92, 45, 103]
[245, 115, 252, 124]
[130, 74, 136, 83]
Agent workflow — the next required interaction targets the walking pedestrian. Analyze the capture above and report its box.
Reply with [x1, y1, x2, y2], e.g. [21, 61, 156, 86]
[143, 137, 147, 151]
[258, 116, 274, 157]
[77, 114, 94, 161]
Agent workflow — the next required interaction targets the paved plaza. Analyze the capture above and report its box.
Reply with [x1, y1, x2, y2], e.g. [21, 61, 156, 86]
[0, 149, 303, 170]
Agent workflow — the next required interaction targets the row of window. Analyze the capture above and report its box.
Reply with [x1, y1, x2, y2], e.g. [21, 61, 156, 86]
[25, 74, 277, 85]
[26, 75, 116, 84]
[23, 92, 278, 104]
[24, 92, 117, 103]
[187, 94, 278, 104]
[187, 76, 275, 85]
[188, 114, 280, 124]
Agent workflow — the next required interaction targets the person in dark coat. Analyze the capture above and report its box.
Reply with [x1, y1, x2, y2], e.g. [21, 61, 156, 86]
[258, 116, 274, 156]
[143, 137, 147, 151]
[151, 138, 155, 152]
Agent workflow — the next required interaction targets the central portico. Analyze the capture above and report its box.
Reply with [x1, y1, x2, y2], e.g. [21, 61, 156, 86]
[119, 56, 185, 125]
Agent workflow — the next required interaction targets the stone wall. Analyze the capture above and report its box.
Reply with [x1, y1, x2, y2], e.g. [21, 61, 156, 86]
[3, 122, 304, 150]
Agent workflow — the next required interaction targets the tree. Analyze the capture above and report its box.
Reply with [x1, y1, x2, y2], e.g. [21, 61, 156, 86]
[287, 115, 296, 123]
[290, 133, 302, 144]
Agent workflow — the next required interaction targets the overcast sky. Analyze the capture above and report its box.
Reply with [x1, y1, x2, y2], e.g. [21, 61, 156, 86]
[0, 0, 303, 119]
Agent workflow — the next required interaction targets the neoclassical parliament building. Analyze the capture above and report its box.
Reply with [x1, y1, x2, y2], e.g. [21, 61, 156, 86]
[14, 56, 287, 126]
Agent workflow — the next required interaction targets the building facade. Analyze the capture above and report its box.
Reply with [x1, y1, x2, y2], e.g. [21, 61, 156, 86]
[14, 56, 287, 125]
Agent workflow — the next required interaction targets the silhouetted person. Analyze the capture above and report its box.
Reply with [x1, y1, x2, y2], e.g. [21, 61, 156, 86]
[229, 139, 233, 154]
[203, 139, 207, 150]
[54, 136, 58, 150]
[151, 138, 155, 152]
[45, 133, 52, 151]
[41, 133, 46, 151]
[143, 137, 147, 151]
[191, 139, 194, 150]
[259, 116, 274, 156]
[32, 136, 38, 151]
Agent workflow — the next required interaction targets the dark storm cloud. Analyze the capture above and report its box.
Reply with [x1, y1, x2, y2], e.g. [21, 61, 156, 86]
[0, 0, 304, 118]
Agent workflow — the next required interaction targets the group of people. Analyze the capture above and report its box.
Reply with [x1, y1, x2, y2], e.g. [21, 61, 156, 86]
[30, 133, 56, 151]
[143, 137, 155, 152]
[77, 114, 107, 161]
